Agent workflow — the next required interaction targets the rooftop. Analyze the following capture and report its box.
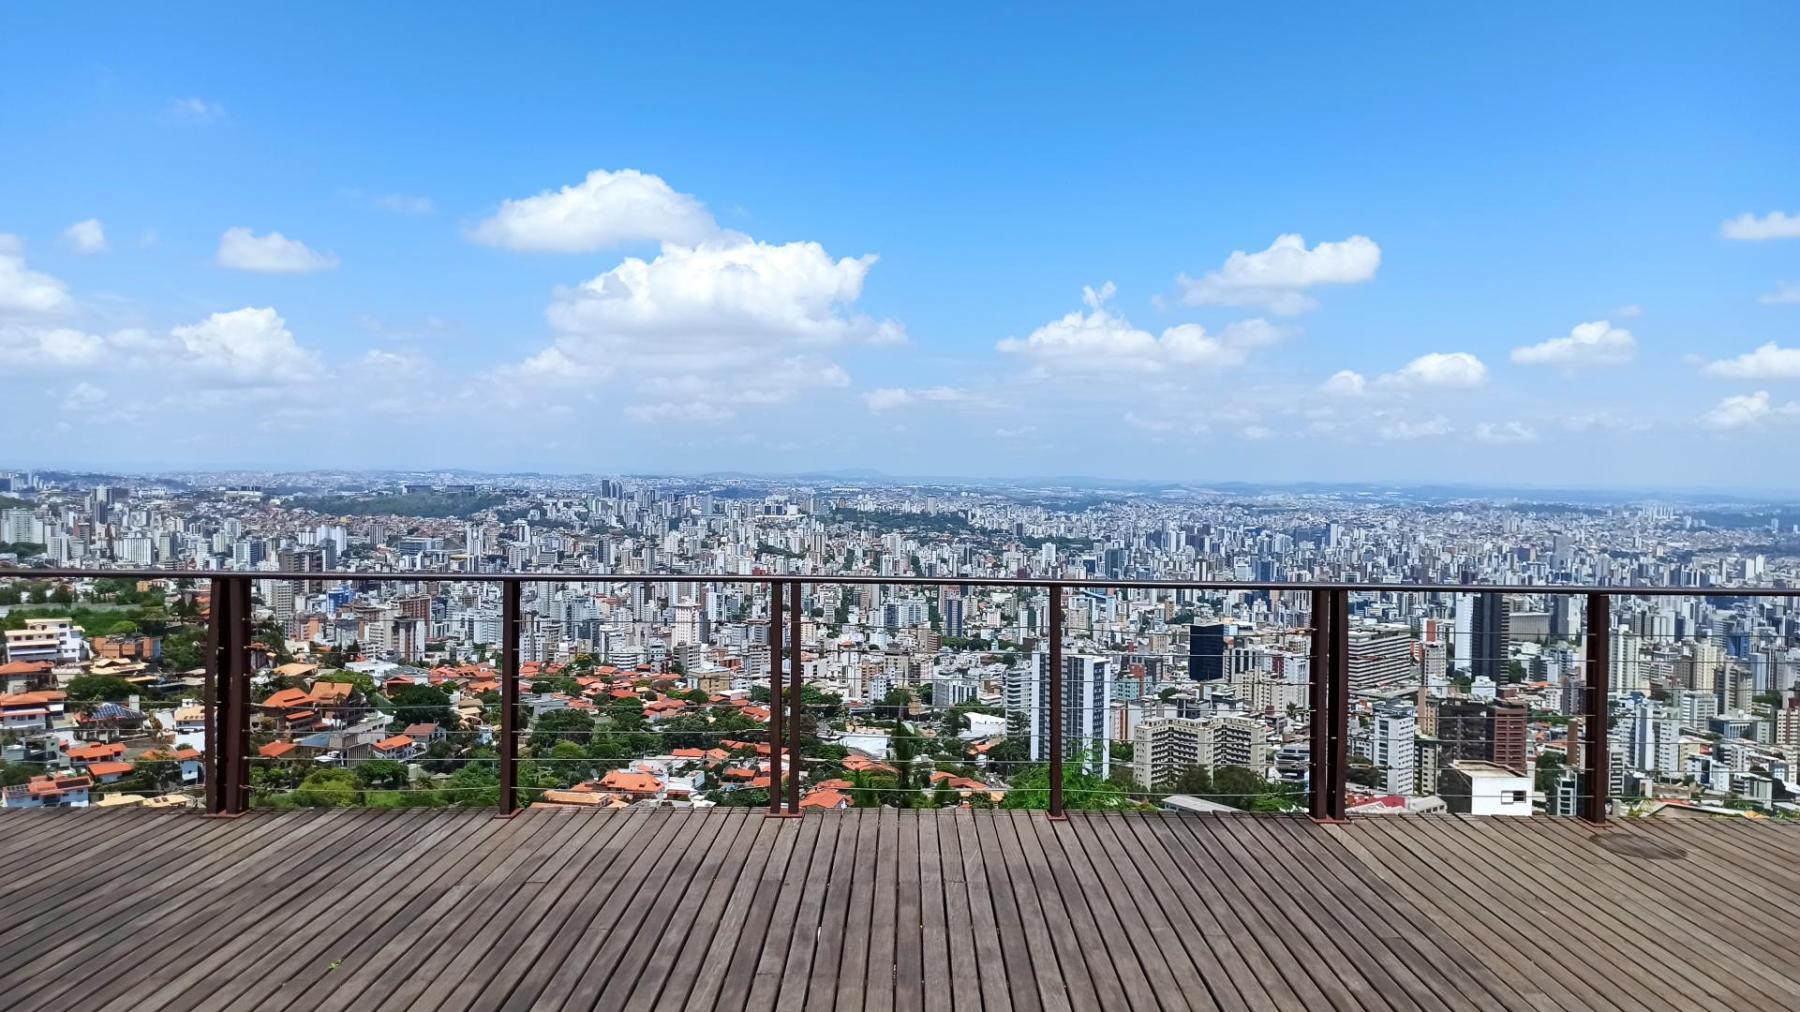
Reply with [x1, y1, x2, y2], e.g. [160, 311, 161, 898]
[2, 806, 1795, 1011]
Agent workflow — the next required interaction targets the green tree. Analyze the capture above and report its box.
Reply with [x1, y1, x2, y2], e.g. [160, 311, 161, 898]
[530, 708, 596, 752]
[290, 768, 360, 807]
[1001, 762, 1136, 810]
[67, 675, 135, 701]
[355, 759, 411, 791]
[385, 685, 456, 731]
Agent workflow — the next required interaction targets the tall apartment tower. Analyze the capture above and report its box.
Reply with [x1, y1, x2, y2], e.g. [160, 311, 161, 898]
[1470, 593, 1511, 682]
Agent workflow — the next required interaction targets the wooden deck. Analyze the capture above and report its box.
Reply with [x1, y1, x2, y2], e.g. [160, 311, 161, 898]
[0, 806, 1795, 1011]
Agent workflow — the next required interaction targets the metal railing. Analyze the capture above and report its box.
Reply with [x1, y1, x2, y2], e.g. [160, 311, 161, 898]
[9, 566, 1799, 823]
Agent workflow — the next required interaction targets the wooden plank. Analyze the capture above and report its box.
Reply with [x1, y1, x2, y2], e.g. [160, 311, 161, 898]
[745, 813, 826, 1010]
[1073, 812, 1232, 1012]
[509, 809, 715, 1012]
[892, 809, 927, 1012]
[934, 810, 985, 1012]
[0, 811, 246, 958]
[1255, 816, 1534, 1012]
[712, 814, 806, 1012]
[1153, 815, 1332, 1011]
[914, 812, 953, 1012]
[864, 807, 902, 1012]
[974, 808, 1059, 1012]
[10, 809, 379, 1012]
[775, 811, 846, 1012]
[804, 811, 866, 1012]
[1017, 813, 1143, 1012]
[952, 811, 1013, 1012]
[651, 811, 784, 1012]
[1339, 819, 1642, 1012]
[994, 811, 1101, 1012]
[420, 807, 647, 1011]
[1478, 817, 1799, 1007]
[145, 809, 486, 1012]
[1190, 816, 1430, 1012]
[363, 806, 608, 1012]
[1402, 816, 1728, 1010]
[613, 807, 754, 1012]
[833, 810, 880, 1011]
[301, 806, 582, 1012]
[684, 812, 798, 1011]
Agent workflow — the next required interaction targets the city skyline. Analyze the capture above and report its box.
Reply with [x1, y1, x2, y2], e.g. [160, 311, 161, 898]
[4, 5, 1799, 486]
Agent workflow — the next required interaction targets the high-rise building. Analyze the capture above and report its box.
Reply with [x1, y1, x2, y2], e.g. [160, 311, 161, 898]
[1371, 706, 1418, 795]
[1130, 714, 1270, 789]
[1189, 622, 1230, 682]
[1435, 699, 1526, 774]
[1347, 625, 1415, 691]
[1470, 593, 1511, 683]
[1024, 652, 1114, 776]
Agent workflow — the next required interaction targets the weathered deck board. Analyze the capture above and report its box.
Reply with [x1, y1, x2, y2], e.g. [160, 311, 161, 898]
[1, 806, 1795, 1012]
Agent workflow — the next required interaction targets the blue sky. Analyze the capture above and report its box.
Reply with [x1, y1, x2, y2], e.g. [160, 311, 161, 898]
[3, 4, 1798, 488]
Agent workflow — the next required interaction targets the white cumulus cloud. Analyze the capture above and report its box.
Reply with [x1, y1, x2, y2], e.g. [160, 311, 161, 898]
[171, 307, 320, 383]
[1700, 391, 1800, 430]
[1177, 233, 1380, 314]
[0, 235, 72, 316]
[1391, 351, 1488, 388]
[1474, 421, 1540, 445]
[999, 283, 1285, 374]
[1701, 343, 1800, 381]
[1321, 370, 1367, 396]
[1511, 320, 1637, 369]
[469, 169, 719, 252]
[61, 219, 108, 254]
[1378, 415, 1453, 441]
[216, 228, 340, 273]
[1720, 211, 1800, 241]
[862, 386, 982, 412]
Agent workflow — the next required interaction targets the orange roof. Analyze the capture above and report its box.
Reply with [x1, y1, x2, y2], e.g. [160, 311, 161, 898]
[143, 746, 202, 762]
[28, 774, 91, 796]
[672, 748, 706, 759]
[309, 682, 353, 703]
[0, 661, 53, 676]
[260, 688, 310, 709]
[599, 770, 661, 794]
[0, 690, 67, 707]
[68, 741, 126, 761]
[373, 734, 415, 752]
[259, 741, 298, 759]
[86, 761, 135, 778]
[814, 778, 853, 790]
[799, 788, 850, 809]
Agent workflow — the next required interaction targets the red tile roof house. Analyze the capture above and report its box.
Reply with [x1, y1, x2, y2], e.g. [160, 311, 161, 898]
[0, 691, 67, 733]
[403, 722, 447, 746]
[2, 773, 92, 809]
[372, 734, 421, 761]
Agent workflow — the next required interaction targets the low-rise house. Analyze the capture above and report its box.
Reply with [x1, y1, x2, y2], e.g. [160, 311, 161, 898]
[372, 734, 421, 761]
[0, 690, 66, 732]
[3, 773, 92, 809]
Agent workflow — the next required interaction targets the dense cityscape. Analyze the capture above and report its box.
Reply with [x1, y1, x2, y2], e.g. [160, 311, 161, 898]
[3, 467, 1796, 820]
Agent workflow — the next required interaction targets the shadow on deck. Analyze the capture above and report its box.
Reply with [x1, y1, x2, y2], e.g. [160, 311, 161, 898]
[1, 806, 1796, 1011]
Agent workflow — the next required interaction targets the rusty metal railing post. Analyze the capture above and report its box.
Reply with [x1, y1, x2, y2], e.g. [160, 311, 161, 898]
[787, 579, 804, 814]
[205, 575, 250, 816]
[1047, 583, 1065, 820]
[499, 578, 521, 816]
[767, 578, 787, 816]
[1308, 588, 1332, 820]
[1582, 592, 1610, 824]
[202, 576, 224, 814]
[1325, 589, 1350, 821]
